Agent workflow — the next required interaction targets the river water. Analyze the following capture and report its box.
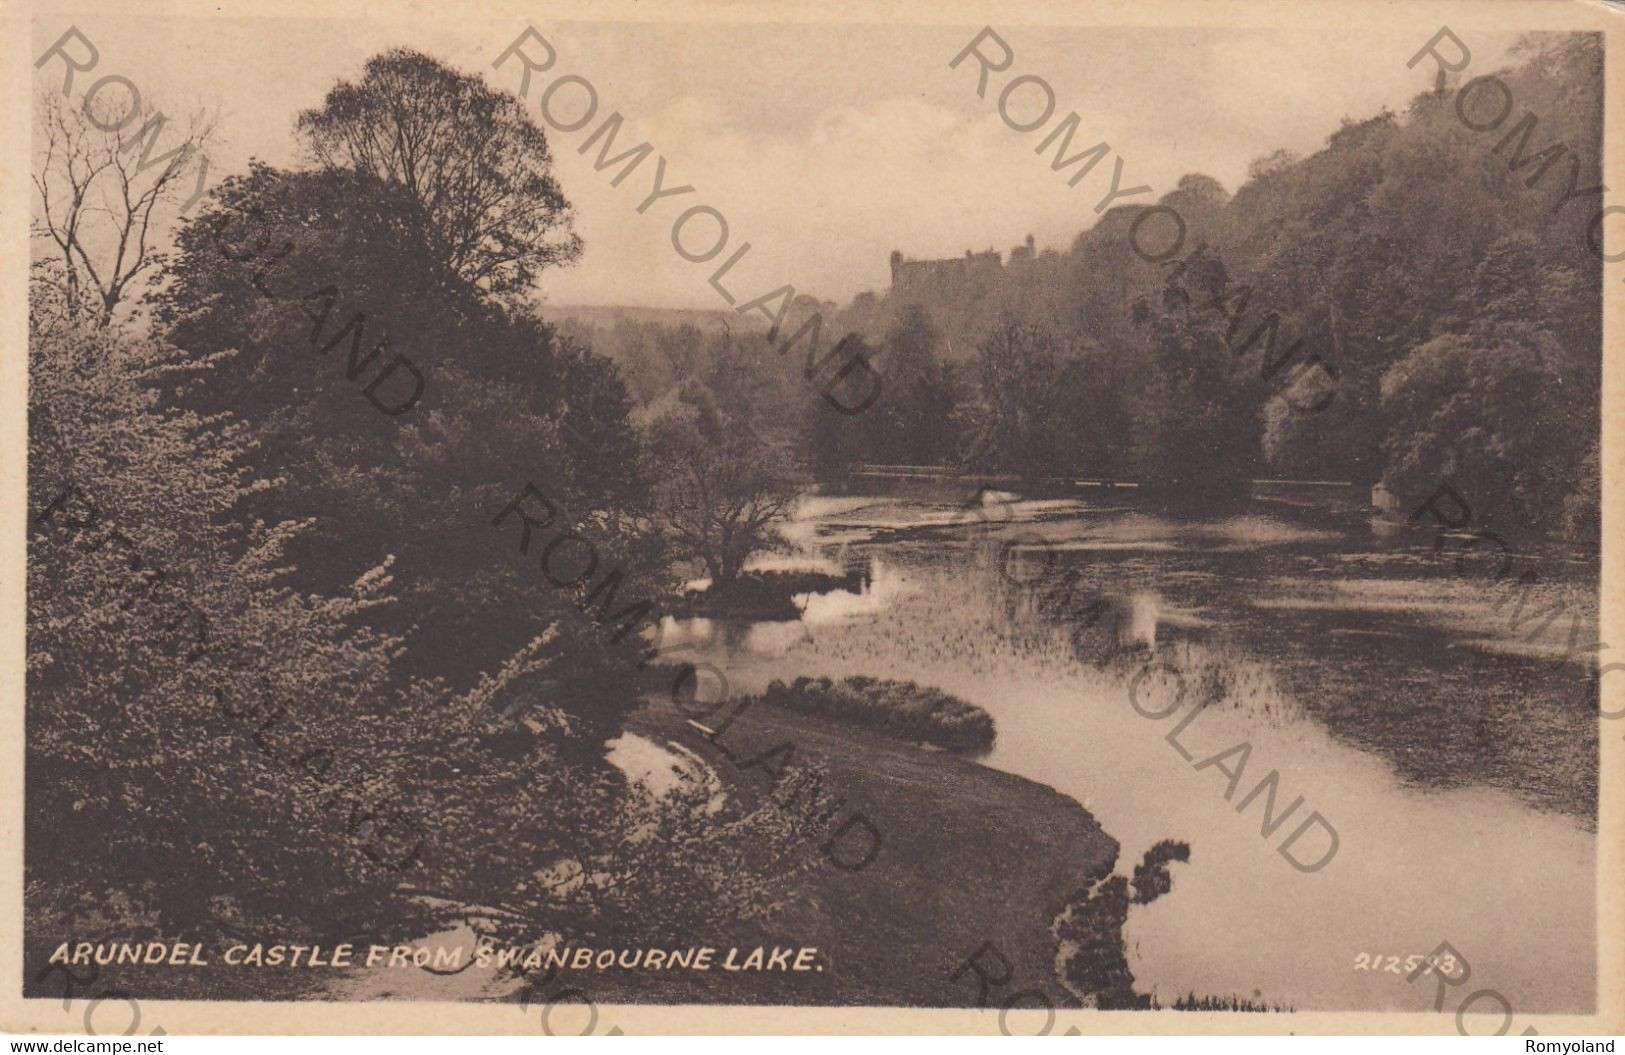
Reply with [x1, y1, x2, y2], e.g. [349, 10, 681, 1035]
[658, 479, 1599, 1014]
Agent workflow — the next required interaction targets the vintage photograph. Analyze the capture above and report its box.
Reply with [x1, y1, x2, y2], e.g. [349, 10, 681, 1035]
[7, 0, 1621, 1036]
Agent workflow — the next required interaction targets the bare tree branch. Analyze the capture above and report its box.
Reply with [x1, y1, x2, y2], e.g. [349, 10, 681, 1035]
[31, 92, 216, 328]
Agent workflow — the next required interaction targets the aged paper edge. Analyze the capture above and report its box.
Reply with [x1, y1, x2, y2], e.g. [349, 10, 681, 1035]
[0, 0, 1619, 1036]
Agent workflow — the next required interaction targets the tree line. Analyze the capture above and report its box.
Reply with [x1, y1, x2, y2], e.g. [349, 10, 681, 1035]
[580, 33, 1600, 547]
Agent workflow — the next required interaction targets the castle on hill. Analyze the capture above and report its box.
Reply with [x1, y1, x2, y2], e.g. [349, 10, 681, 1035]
[888, 234, 1036, 304]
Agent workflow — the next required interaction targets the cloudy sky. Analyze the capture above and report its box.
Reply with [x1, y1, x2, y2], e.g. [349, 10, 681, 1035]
[32, 11, 1524, 310]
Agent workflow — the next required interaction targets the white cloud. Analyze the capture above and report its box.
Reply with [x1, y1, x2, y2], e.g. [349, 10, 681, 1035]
[32, 15, 1536, 312]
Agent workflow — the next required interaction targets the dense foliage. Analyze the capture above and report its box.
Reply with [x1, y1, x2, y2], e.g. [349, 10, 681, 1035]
[27, 48, 828, 973]
[297, 47, 583, 301]
[577, 34, 1601, 547]
[156, 161, 651, 693]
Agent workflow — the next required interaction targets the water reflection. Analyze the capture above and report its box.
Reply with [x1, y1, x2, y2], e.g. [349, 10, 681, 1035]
[1125, 591, 1159, 651]
[797, 558, 911, 624]
[658, 487, 1596, 1012]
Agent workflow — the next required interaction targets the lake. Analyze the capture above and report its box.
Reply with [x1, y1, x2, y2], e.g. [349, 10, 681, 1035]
[657, 478, 1599, 1013]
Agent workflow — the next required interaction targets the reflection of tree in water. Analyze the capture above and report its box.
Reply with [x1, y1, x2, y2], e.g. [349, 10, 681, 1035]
[987, 550, 1306, 728]
[1130, 839, 1192, 904]
[1053, 838, 1288, 1011]
[1052, 839, 1190, 1010]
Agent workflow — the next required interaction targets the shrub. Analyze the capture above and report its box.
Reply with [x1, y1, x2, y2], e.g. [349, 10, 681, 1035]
[758, 676, 995, 755]
[27, 320, 411, 947]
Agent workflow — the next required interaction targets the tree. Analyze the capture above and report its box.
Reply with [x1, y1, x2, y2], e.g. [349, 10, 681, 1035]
[403, 652, 841, 947]
[297, 48, 581, 301]
[27, 47, 847, 986]
[834, 32, 1601, 522]
[25, 309, 811, 971]
[31, 92, 214, 327]
[647, 397, 799, 589]
[1054, 347, 1133, 475]
[963, 321, 1093, 479]
[27, 310, 410, 947]
[158, 162, 650, 693]
[870, 305, 964, 465]
[797, 334, 881, 479]
[1378, 324, 1584, 544]
[1129, 248, 1261, 499]
[1246, 148, 1298, 182]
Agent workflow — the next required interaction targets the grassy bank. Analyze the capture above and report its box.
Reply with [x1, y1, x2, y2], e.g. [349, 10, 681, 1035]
[607, 695, 1118, 1006]
[95, 689, 1121, 1007]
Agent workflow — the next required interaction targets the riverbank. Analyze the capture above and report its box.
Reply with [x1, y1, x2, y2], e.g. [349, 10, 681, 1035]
[30, 692, 1129, 1009]
[646, 485, 1597, 1011]
[615, 696, 1123, 1005]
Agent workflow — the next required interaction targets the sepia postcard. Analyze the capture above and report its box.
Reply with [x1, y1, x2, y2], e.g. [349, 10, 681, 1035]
[2, 0, 1622, 1037]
